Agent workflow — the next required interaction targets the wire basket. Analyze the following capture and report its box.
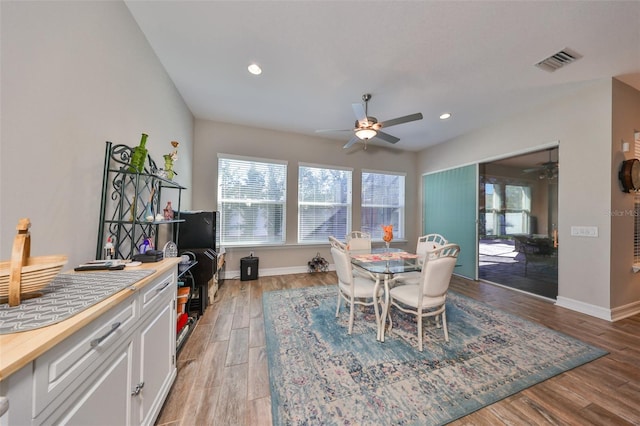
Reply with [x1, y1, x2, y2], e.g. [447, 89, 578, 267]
[0, 219, 67, 306]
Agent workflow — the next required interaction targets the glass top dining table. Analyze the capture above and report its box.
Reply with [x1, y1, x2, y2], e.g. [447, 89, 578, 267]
[350, 248, 422, 342]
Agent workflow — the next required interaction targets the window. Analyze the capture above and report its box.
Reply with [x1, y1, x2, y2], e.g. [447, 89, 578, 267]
[298, 164, 352, 243]
[361, 170, 405, 240]
[483, 181, 531, 236]
[217, 154, 287, 246]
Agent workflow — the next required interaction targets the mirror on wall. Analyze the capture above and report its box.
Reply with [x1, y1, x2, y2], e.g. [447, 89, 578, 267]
[478, 147, 558, 299]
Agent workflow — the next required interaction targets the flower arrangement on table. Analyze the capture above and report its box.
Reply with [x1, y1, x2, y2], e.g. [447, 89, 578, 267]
[382, 224, 393, 252]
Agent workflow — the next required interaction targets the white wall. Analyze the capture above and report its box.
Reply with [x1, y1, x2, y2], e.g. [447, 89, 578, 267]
[611, 79, 640, 314]
[193, 119, 418, 277]
[418, 79, 640, 319]
[1, 1, 194, 268]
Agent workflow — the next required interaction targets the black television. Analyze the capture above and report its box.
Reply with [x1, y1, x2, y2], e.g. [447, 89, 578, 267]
[175, 211, 219, 251]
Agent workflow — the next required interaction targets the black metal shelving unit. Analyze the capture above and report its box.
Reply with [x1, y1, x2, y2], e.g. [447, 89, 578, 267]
[96, 140, 195, 351]
[176, 259, 198, 353]
[96, 141, 186, 260]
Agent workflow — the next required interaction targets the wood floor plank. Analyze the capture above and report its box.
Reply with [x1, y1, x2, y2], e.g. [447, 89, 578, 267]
[226, 327, 250, 366]
[194, 339, 228, 389]
[157, 273, 640, 426]
[155, 357, 199, 424]
[249, 315, 266, 348]
[578, 403, 636, 426]
[246, 396, 273, 426]
[216, 363, 248, 425]
[211, 312, 234, 342]
[247, 345, 269, 401]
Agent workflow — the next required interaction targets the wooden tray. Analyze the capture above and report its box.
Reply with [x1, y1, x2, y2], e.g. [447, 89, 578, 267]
[1, 219, 67, 306]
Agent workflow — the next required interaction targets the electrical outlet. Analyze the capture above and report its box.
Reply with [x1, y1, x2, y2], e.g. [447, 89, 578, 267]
[570, 226, 599, 237]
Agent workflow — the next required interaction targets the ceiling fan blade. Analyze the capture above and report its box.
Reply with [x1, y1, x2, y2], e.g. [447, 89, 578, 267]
[379, 112, 423, 129]
[522, 167, 542, 173]
[343, 136, 360, 149]
[374, 131, 400, 144]
[352, 103, 367, 125]
[315, 128, 351, 133]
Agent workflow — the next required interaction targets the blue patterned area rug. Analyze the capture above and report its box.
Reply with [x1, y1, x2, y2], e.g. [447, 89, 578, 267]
[263, 285, 607, 426]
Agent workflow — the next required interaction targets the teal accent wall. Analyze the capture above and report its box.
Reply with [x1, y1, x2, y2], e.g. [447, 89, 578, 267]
[423, 165, 478, 279]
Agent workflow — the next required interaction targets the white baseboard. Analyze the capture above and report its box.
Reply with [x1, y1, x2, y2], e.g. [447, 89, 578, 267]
[610, 299, 640, 321]
[555, 296, 613, 321]
[221, 265, 336, 280]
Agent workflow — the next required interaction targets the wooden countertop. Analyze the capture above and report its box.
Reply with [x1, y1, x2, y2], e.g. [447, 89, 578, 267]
[0, 258, 180, 381]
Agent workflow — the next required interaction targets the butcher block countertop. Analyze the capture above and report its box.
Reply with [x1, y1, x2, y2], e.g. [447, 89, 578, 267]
[0, 258, 180, 381]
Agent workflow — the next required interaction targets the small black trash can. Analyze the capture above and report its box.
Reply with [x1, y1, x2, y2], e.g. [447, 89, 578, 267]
[240, 256, 259, 281]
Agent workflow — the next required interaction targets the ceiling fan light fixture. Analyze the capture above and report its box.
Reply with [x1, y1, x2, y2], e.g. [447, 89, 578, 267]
[355, 128, 377, 140]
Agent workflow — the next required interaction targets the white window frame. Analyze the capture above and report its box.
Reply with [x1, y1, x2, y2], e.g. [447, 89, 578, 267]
[217, 154, 287, 246]
[298, 163, 353, 244]
[361, 169, 406, 240]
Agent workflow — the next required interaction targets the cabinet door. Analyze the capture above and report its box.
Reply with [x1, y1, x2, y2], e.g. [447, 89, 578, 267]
[42, 339, 134, 426]
[135, 296, 176, 426]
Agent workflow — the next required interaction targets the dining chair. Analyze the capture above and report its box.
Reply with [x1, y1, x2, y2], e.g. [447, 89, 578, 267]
[330, 244, 381, 335]
[396, 233, 449, 285]
[328, 235, 347, 250]
[346, 231, 372, 253]
[387, 243, 460, 351]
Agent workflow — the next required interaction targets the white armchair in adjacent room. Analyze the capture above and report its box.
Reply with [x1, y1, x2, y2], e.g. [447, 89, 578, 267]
[388, 243, 460, 351]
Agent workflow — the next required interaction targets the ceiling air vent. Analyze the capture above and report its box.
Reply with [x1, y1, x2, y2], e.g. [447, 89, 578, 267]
[535, 48, 582, 72]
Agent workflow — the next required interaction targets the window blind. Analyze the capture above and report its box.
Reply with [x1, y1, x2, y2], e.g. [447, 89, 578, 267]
[298, 165, 352, 243]
[361, 170, 405, 239]
[217, 155, 287, 245]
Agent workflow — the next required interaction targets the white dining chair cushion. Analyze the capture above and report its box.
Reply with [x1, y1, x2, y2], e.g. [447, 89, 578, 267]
[389, 285, 446, 308]
[339, 276, 382, 299]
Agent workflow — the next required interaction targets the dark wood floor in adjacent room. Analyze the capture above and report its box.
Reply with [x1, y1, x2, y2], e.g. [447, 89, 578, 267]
[155, 273, 640, 426]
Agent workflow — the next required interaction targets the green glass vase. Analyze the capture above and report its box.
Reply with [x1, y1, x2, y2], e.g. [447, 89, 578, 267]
[129, 133, 148, 173]
[163, 155, 174, 179]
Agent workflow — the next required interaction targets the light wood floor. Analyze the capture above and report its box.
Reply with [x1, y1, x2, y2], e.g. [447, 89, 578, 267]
[156, 273, 640, 426]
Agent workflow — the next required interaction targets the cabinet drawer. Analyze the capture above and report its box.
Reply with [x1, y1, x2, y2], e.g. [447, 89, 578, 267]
[140, 271, 175, 317]
[33, 296, 137, 417]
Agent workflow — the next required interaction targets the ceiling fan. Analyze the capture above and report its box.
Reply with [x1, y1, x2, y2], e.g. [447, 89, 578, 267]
[316, 93, 423, 150]
[523, 148, 558, 180]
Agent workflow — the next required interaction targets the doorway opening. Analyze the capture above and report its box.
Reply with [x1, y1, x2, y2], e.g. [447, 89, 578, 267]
[478, 147, 558, 299]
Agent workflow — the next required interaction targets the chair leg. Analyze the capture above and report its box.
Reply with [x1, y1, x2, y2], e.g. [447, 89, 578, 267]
[417, 315, 423, 352]
[336, 294, 341, 318]
[442, 311, 449, 342]
[348, 300, 355, 335]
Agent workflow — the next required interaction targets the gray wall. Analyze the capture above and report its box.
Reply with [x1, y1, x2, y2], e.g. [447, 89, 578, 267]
[417, 79, 640, 320]
[193, 119, 419, 277]
[1, 1, 194, 268]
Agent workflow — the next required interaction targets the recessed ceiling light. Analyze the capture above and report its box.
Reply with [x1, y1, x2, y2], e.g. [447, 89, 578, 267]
[439, 113, 451, 120]
[247, 63, 262, 75]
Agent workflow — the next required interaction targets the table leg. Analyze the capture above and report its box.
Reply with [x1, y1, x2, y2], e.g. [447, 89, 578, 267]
[380, 274, 391, 342]
[373, 275, 382, 341]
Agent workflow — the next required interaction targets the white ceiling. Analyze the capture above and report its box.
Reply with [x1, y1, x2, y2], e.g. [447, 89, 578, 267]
[125, 1, 640, 152]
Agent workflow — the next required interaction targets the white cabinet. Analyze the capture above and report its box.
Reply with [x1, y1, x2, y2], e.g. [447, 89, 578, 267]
[44, 339, 135, 426]
[0, 268, 176, 426]
[135, 281, 176, 425]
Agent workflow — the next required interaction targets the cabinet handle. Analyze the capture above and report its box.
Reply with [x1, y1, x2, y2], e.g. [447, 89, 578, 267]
[131, 381, 145, 396]
[90, 322, 122, 348]
[156, 280, 171, 292]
